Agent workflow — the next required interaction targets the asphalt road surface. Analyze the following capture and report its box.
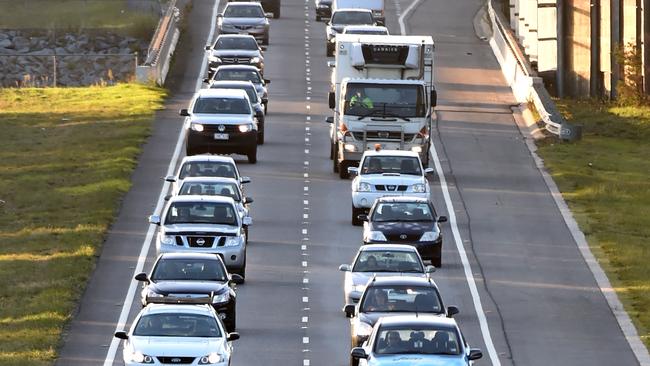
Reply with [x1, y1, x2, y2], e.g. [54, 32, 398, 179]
[56, 0, 640, 365]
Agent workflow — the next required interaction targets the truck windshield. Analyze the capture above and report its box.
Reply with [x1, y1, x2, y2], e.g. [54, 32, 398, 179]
[331, 11, 374, 25]
[344, 84, 425, 118]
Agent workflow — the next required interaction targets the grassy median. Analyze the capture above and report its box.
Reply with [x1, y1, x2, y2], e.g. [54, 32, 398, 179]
[0, 84, 166, 365]
[536, 100, 650, 348]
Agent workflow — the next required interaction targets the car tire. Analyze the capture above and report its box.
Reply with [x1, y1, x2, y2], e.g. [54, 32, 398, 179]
[349, 354, 359, 366]
[432, 246, 442, 268]
[225, 309, 236, 332]
[316, 14, 321, 21]
[247, 145, 258, 164]
[329, 142, 335, 160]
[339, 161, 349, 179]
[263, 102, 268, 114]
[258, 124, 265, 145]
[262, 35, 269, 46]
[326, 43, 334, 57]
[273, 6, 280, 18]
[351, 205, 363, 226]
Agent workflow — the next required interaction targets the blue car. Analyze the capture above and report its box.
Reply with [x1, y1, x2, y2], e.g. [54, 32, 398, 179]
[351, 316, 483, 366]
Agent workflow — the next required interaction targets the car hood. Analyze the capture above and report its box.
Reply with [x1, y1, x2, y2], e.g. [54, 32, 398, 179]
[163, 223, 240, 234]
[369, 354, 466, 366]
[369, 221, 436, 234]
[357, 174, 425, 186]
[189, 114, 253, 125]
[130, 336, 225, 357]
[222, 18, 267, 26]
[149, 281, 229, 296]
[212, 49, 261, 58]
[350, 271, 425, 287]
[359, 311, 445, 327]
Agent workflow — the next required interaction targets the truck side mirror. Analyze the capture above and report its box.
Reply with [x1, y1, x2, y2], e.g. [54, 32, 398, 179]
[179, 109, 190, 117]
[325, 116, 334, 124]
[328, 92, 335, 109]
[430, 90, 437, 107]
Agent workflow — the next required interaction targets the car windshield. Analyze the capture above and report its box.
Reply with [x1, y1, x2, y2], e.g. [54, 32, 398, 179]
[215, 69, 261, 84]
[360, 286, 443, 313]
[371, 202, 435, 222]
[224, 5, 264, 17]
[210, 85, 259, 103]
[331, 11, 374, 25]
[193, 97, 250, 114]
[165, 202, 238, 225]
[178, 162, 238, 180]
[374, 327, 461, 355]
[134, 313, 222, 337]
[361, 156, 422, 175]
[344, 84, 425, 118]
[179, 182, 241, 202]
[151, 258, 227, 281]
[352, 250, 423, 273]
[214, 37, 259, 50]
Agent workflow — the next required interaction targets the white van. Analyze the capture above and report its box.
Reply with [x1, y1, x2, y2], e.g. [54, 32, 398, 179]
[332, 0, 385, 25]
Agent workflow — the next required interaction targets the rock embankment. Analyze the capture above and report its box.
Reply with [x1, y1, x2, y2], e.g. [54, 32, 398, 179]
[0, 30, 149, 87]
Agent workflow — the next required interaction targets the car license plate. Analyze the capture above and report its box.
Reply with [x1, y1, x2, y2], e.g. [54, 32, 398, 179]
[214, 133, 229, 140]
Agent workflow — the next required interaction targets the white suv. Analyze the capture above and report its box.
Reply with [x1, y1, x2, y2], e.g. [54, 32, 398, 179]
[348, 150, 433, 225]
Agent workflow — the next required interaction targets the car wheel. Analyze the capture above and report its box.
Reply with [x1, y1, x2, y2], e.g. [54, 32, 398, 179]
[247, 145, 258, 164]
[316, 14, 321, 21]
[349, 355, 359, 366]
[226, 309, 236, 332]
[333, 147, 339, 173]
[238, 256, 246, 279]
[273, 6, 280, 18]
[326, 43, 334, 57]
[262, 35, 269, 46]
[263, 102, 268, 114]
[339, 161, 349, 179]
[329, 142, 335, 160]
[432, 246, 442, 268]
[258, 124, 265, 145]
[351, 205, 363, 226]
[244, 225, 249, 243]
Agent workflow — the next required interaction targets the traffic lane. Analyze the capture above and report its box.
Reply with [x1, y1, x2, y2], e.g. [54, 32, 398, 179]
[54, 0, 214, 363]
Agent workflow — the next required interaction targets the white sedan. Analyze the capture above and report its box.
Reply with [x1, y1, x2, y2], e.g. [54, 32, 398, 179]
[114, 303, 239, 366]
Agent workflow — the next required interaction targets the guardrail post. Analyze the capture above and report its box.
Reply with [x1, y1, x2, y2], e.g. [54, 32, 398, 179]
[538, 1, 558, 80]
[52, 55, 57, 87]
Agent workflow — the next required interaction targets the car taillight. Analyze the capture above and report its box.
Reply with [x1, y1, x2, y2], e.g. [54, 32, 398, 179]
[339, 123, 348, 132]
[417, 126, 429, 138]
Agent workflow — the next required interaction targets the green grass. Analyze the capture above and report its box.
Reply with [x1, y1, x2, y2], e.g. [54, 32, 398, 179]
[0, 84, 166, 365]
[0, 0, 161, 38]
[536, 99, 650, 348]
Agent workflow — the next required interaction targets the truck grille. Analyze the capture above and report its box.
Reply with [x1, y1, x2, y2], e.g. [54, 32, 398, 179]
[202, 124, 242, 133]
[156, 356, 195, 364]
[187, 236, 216, 247]
[375, 185, 408, 192]
[351, 132, 416, 141]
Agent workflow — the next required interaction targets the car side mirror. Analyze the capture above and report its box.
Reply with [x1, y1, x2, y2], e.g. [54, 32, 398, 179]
[447, 305, 459, 318]
[203, 77, 210, 84]
[350, 347, 368, 359]
[230, 274, 245, 285]
[424, 167, 434, 175]
[357, 214, 368, 222]
[263, 79, 271, 84]
[244, 197, 254, 204]
[325, 116, 334, 124]
[165, 175, 176, 182]
[243, 216, 253, 226]
[164, 194, 172, 201]
[437, 215, 448, 223]
[425, 265, 436, 273]
[338, 264, 351, 272]
[179, 109, 190, 117]
[327, 60, 336, 68]
[430, 89, 437, 107]
[264, 12, 274, 17]
[205, 45, 212, 51]
[217, 13, 223, 18]
[343, 304, 355, 318]
[227, 332, 240, 341]
[468, 348, 483, 361]
[328, 91, 335, 109]
[240, 176, 251, 184]
[260, 45, 268, 51]
[347, 167, 358, 176]
[134, 272, 149, 283]
[148, 215, 161, 225]
[114, 331, 128, 340]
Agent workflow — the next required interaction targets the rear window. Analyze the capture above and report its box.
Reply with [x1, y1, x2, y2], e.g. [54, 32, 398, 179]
[193, 97, 251, 114]
[178, 162, 237, 179]
[224, 4, 264, 17]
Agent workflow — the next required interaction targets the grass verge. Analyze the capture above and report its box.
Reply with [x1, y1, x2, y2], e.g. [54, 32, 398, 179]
[0, 84, 166, 365]
[536, 99, 650, 348]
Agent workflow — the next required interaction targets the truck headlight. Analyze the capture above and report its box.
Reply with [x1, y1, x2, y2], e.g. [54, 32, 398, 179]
[209, 56, 222, 63]
[212, 292, 230, 304]
[366, 231, 387, 242]
[225, 236, 242, 247]
[199, 353, 224, 364]
[191, 123, 204, 132]
[353, 284, 366, 293]
[412, 183, 426, 193]
[238, 124, 253, 133]
[411, 146, 422, 153]
[344, 143, 357, 152]
[355, 322, 373, 337]
[419, 231, 440, 242]
[356, 182, 371, 192]
[250, 56, 261, 64]
[160, 234, 175, 245]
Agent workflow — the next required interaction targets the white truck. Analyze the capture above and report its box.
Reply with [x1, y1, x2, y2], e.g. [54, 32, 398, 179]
[326, 34, 436, 179]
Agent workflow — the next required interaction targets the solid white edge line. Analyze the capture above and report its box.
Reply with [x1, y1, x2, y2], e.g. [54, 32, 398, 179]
[102, 0, 221, 364]
[398, 0, 501, 362]
[430, 144, 501, 366]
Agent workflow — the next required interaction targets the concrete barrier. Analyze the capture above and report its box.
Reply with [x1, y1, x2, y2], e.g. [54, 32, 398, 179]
[136, 0, 180, 86]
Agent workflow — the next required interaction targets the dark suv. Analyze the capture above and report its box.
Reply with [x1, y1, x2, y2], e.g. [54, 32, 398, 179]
[206, 35, 265, 74]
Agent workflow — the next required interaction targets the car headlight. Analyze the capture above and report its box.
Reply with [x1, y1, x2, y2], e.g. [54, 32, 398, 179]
[318, 4, 329, 8]
[366, 231, 387, 242]
[191, 123, 204, 132]
[353, 284, 366, 293]
[147, 289, 163, 299]
[327, 28, 337, 36]
[238, 124, 253, 133]
[212, 292, 230, 304]
[411, 146, 422, 153]
[225, 236, 242, 247]
[412, 183, 426, 193]
[160, 234, 175, 245]
[356, 182, 371, 192]
[255, 24, 266, 29]
[355, 322, 373, 337]
[126, 351, 154, 364]
[250, 56, 261, 64]
[209, 56, 222, 63]
[419, 231, 440, 242]
[199, 353, 225, 364]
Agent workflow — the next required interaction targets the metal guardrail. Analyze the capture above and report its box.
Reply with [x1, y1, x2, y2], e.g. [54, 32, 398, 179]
[486, 0, 581, 140]
[136, 0, 180, 85]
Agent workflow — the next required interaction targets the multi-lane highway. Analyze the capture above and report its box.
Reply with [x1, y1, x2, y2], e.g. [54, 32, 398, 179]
[56, 0, 641, 365]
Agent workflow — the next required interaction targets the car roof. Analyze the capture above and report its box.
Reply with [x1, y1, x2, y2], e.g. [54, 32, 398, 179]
[376, 196, 430, 204]
[209, 80, 256, 89]
[360, 244, 420, 252]
[142, 303, 215, 316]
[180, 155, 236, 164]
[158, 252, 223, 261]
[215, 34, 257, 40]
[195, 88, 248, 99]
[168, 195, 236, 205]
[214, 65, 261, 72]
[343, 25, 388, 31]
[333, 7, 373, 13]
[180, 176, 241, 185]
[362, 149, 421, 158]
[367, 276, 437, 288]
[225, 1, 263, 7]
[378, 315, 457, 328]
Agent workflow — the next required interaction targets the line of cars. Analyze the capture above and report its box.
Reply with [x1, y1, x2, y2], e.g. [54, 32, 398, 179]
[112, 1, 282, 363]
[316, 2, 485, 365]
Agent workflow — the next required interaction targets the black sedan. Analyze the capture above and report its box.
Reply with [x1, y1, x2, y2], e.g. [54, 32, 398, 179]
[314, 0, 332, 21]
[205, 35, 265, 74]
[134, 253, 244, 332]
[361, 196, 447, 267]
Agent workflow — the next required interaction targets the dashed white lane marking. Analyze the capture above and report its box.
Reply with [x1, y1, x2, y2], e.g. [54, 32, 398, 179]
[302, 316, 309, 323]
[303, 360, 310, 366]
[303, 337, 310, 344]
[302, 261, 308, 267]
[303, 278, 309, 283]
[302, 296, 309, 303]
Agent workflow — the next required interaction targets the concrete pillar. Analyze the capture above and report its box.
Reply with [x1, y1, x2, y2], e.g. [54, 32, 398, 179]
[528, 0, 540, 63]
[591, 0, 602, 96]
[611, 0, 622, 99]
[512, 0, 521, 35]
[519, 0, 528, 46]
[538, 0, 559, 75]
[601, 0, 613, 95]
[510, 0, 518, 30]
[644, 0, 649, 93]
